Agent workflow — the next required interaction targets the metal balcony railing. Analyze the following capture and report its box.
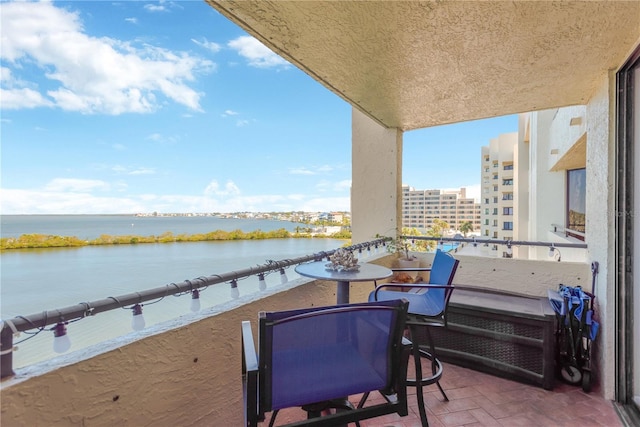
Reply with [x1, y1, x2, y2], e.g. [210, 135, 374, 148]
[401, 235, 587, 258]
[0, 238, 389, 379]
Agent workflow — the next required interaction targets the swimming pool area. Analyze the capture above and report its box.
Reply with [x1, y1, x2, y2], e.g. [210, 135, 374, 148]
[437, 242, 460, 252]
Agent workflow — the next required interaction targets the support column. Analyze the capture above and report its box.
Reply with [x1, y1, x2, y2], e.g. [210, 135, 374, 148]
[351, 108, 402, 244]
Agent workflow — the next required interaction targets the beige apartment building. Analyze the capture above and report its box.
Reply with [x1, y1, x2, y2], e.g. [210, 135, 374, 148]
[401, 186, 480, 233]
[480, 133, 517, 252]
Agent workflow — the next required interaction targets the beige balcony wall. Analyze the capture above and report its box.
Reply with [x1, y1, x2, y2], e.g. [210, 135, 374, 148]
[0, 275, 384, 427]
[351, 108, 402, 244]
[2, 255, 596, 425]
[585, 72, 617, 400]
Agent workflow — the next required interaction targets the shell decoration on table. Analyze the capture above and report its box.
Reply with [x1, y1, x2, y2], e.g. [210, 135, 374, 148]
[325, 248, 360, 271]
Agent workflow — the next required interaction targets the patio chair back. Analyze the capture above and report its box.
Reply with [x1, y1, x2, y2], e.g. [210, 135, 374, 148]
[420, 249, 458, 321]
[242, 299, 410, 427]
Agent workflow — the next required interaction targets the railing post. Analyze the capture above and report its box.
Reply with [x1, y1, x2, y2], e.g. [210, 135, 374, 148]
[1, 325, 15, 379]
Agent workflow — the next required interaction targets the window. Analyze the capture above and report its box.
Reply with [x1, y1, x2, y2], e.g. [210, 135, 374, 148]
[502, 179, 513, 185]
[503, 164, 514, 170]
[503, 207, 513, 215]
[503, 222, 513, 230]
[503, 193, 513, 200]
[566, 168, 586, 240]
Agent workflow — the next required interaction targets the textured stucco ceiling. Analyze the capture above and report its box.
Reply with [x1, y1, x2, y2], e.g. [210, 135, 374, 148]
[206, 1, 640, 131]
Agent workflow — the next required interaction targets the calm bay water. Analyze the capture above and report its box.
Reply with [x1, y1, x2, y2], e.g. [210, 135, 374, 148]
[0, 214, 304, 239]
[0, 215, 348, 368]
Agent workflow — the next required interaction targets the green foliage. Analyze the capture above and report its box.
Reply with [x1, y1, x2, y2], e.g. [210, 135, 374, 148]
[0, 228, 313, 251]
[459, 221, 474, 237]
[329, 230, 352, 239]
[428, 219, 450, 237]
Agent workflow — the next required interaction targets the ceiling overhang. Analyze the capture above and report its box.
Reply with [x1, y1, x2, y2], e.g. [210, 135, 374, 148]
[206, 1, 640, 131]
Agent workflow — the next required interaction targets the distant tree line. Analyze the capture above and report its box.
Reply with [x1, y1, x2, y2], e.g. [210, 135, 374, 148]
[0, 228, 352, 250]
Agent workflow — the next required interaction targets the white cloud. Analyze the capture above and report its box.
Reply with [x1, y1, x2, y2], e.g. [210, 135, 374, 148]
[0, 87, 54, 109]
[128, 168, 155, 176]
[334, 180, 352, 191]
[192, 38, 221, 53]
[0, 188, 147, 214]
[316, 165, 333, 173]
[222, 109, 238, 116]
[289, 165, 336, 176]
[0, 185, 350, 214]
[144, 4, 167, 13]
[0, 1, 213, 114]
[315, 179, 352, 192]
[125, 17, 138, 24]
[204, 180, 241, 197]
[236, 119, 249, 127]
[227, 36, 289, 69]
[146, 133, 179, 144]
[290, 167, 315, 176]
[43, 178, 110, 192]
[300, 197, 350, 213]
[112, 165, 155, 175]
[0, 66, 54, 109]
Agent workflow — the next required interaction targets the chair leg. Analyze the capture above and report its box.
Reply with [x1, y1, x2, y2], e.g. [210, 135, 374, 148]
[267, 409, 279, 427]
[409, 325, 430, 427]
[425, 327, 449, 402]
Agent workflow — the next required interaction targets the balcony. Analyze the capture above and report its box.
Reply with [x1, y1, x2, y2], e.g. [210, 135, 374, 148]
[271, 362, 620, 427]
[1, 241, 618, 426]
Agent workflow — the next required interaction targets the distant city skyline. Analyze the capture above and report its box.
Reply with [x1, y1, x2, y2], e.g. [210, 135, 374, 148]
[0, 1, 518, 215]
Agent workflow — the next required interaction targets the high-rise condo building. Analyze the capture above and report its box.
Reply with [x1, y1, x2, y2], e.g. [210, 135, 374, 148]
[480, 108, 587, 262]
[401, 186, 480, 232]
[480, 133, 518, 254]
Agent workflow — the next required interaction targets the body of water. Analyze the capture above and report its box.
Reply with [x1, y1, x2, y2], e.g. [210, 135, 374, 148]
[0, 214, 304, 239]
[0, 215, 348, 368]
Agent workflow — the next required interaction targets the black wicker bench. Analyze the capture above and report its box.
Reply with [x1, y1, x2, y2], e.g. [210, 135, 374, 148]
[416, 286, 557, 390]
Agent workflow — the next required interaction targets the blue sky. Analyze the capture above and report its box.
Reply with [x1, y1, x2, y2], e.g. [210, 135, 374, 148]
[0, 1, 518, 215]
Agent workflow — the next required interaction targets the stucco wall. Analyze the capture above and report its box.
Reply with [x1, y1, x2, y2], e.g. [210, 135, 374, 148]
[548, 105, 587, 169]
[409, 252, 590, 297]
[351, 108, 402, 244]
[1, 277, 372, 427]
[1, 254, 596, 426]
[585, 72, 616, 400]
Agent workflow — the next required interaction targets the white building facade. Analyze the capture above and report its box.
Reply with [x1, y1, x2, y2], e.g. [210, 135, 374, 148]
[401, 186, 480, 233]
[480, 133, 517, 251]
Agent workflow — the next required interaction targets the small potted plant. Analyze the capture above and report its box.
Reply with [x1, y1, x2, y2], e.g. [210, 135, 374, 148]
[387, 234, 420, 268]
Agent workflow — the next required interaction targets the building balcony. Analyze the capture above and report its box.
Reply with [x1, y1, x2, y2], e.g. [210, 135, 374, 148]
[1, 244, 617, 426]
[271, 362, 620, 427]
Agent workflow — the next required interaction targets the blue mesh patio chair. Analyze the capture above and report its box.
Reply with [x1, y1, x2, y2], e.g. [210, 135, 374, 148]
[369, 249, 458, 427]
[241, 299, 411, 427]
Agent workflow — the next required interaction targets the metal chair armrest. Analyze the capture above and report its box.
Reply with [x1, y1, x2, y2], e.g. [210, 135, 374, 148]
[390, 267, 432, 273]
[373, 282, 453, 300]
[242, 321, 260, 427]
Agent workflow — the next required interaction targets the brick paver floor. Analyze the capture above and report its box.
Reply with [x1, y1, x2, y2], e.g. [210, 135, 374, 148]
[259, 362, 622, 427]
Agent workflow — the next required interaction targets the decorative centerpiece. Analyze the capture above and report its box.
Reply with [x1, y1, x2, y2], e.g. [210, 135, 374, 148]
[325, 248, 359, 271]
